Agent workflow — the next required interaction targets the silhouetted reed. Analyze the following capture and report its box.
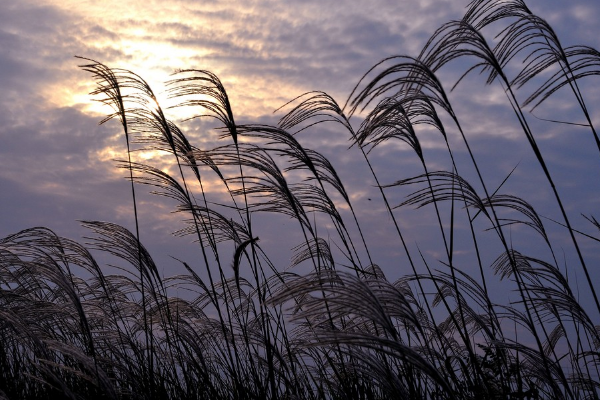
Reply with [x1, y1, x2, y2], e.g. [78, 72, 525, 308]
[1, 1, 599, 398]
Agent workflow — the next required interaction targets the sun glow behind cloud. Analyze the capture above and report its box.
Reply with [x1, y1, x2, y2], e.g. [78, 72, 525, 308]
[28, 0, 286, 117]
[24, 0, 474, 121]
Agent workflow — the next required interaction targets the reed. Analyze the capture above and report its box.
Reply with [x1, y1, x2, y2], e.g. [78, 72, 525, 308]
[1, 1, 599, 398]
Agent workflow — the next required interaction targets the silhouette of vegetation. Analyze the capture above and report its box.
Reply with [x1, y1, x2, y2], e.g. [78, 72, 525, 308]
[1, 1, 599, 398]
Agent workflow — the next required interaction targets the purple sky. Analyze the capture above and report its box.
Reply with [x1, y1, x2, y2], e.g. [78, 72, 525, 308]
[2, 0, 600, 315]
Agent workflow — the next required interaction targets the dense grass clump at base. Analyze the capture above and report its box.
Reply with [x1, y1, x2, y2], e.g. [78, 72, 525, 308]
[2, 1, 600, 398]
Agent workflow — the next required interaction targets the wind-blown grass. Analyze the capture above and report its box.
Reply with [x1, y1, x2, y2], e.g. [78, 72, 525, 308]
[1, 1, 600, 398]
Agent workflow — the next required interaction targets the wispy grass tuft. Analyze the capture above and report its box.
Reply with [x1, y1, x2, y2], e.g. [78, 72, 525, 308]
[1, 1, 600, 398]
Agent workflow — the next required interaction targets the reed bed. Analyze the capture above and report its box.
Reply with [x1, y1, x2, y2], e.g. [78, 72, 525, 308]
[1, 1, 599, 398]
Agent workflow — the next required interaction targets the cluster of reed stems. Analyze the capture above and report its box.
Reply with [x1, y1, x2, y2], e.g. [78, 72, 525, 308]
[1, 1, 599, 398]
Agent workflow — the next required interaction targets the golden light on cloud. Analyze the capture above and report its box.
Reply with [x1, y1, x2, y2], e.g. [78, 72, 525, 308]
[29, 0, 322, 122]
[95, 146, 124, 163]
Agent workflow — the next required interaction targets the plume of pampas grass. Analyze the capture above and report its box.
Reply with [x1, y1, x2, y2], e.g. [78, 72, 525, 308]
[1, 1, 599, 398]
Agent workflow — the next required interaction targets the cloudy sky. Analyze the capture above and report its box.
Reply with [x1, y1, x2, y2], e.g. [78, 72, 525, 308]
[2, 0, 600, 310]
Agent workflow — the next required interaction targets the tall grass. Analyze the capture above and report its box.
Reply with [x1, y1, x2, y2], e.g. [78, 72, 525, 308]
[1, 1, 600, 398]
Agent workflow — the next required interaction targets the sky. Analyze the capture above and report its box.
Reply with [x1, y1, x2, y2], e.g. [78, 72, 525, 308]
[2, 0, 600, 314]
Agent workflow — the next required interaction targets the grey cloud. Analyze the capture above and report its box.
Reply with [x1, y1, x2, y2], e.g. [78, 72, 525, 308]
[1, 0, 600, 290]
